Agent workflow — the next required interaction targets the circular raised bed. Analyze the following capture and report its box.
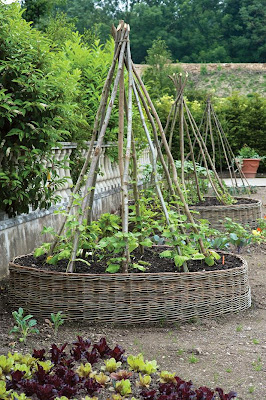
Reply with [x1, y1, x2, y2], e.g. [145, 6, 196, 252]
[190, 197, 262, 230]
[9, 252, 251, 324]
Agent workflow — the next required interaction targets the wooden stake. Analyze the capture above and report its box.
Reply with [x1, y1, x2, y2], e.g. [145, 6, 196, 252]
[133, 77, 176, 198]
[132, 63, 208, 257]
[67, 26, 129, 273]
[184, 117, 203, 202]
[48, 28, 126, 257]
[132, 79, 188, 271]
[121, 32, 133, 273]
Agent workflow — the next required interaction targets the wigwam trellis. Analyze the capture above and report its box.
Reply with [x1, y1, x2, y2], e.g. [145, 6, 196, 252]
[165, 73, 251, 203]
[48, 21, 214, 273]
[9, 22, 251, 324]
[163, 74, 261, 229]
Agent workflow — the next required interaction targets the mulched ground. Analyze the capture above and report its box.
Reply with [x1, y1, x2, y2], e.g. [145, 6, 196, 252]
[13, 249, 242, 274]
[194, 197, 258, 207]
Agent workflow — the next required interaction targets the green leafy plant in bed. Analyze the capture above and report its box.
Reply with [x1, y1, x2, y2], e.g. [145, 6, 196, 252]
[34, 192, 121, 268]
[45, 311, 66, 337]
[160, 211, 220, 267]
[34, 192, 223, 272]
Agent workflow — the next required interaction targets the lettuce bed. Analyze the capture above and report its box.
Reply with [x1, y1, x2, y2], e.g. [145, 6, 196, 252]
[0, 336, 237, 400]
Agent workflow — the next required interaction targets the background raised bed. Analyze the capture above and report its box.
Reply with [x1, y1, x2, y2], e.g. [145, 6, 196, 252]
[190, 197, 262, 230]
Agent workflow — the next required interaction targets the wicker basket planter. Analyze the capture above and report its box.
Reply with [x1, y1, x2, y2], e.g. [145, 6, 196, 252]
[9, 252, 251, 324]
[190, 197, 262, 230]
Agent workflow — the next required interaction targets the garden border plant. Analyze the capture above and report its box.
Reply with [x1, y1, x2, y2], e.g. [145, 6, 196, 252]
[0, 2, 85, 217]
[0, 335, 238, 400]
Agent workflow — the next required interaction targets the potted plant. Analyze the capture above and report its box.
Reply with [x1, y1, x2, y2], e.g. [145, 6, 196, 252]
[237, 145, 264, 178]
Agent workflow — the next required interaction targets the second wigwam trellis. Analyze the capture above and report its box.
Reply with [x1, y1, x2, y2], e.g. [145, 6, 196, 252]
[164, 74, 261, 228]
[48, 21, 216, 274]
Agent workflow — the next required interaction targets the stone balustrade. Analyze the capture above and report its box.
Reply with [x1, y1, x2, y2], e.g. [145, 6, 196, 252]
[0, 141, 151, 280]
[51, 142, 151, 217]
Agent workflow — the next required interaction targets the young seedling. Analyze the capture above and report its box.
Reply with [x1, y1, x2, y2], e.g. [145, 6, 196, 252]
[9, 308, 39, 343]
[188, 354, 199, 364]
[45, 311, 66, 336]
[252, 338, 260, 345]
[177, 349, 185, 356]
[248, 385, 255, 394]
[252, 357, 263, 371]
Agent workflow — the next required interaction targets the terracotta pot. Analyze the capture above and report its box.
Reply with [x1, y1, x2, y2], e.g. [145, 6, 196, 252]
[241, 158, 260, 178]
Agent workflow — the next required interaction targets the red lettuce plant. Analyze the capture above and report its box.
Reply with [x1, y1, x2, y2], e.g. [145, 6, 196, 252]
[50, 343, 68, 364]
[93, 337, 111, 357]
[32, 349, 46, 361]
[84, 377, 102, 395]
[2, 336, 237, 400]
[216, 387, 238, 400]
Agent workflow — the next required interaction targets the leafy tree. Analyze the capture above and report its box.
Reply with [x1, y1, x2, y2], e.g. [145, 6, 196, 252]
[21, 0, 65, 29]
[221, 0, 266, 62]
[45, 12, 78, 48]
[0, 2, 84, 216]
[142, 38, 182, 101]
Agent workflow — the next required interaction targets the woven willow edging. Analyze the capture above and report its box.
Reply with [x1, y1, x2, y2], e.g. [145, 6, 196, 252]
[9, 252, 251, 324]
[190, 197, 262, 230]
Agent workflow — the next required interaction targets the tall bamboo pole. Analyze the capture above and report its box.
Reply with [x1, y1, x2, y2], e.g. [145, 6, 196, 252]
[132, 63, 208, 256]
[66, 27, 129, 273]
[48, 28, 125, 257]
[121, 29, 133, 273]
[132, 79, 188, 271]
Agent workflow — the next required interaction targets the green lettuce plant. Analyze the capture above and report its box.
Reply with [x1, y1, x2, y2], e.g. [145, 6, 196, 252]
[137, 373, 151, 388]
[103, 358, 121, 373]
[127, 354, 158, 375]
[115, 379, 132, 396]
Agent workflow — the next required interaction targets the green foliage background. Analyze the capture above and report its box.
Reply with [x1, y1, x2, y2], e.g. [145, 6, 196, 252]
[41, 0, 266, 64]
[0, 1, 265, 218]
[0, 2, 82, 216]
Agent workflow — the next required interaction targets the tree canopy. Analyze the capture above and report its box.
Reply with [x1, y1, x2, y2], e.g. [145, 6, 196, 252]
[26, 0, 264, 63]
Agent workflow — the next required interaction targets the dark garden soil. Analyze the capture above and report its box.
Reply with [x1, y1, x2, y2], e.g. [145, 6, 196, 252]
[13, 249, 242, 274]
[1, 188, 266, 400]
[194, 197, 258, 207]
